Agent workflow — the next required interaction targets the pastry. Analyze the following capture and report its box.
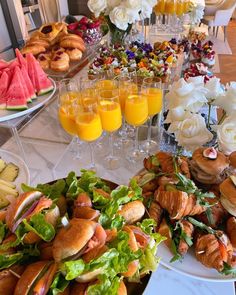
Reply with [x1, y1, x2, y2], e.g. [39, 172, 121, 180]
[37, 53, 50, 70]
[66, 48, 82, 61]
[190, 147, 229, 184]
[50, 53, 69, 72]
[21, 45, 46, 56]
[60, 37, 86, 52]
[26, 39, 50, 49]
[38, 23, 60, 42]
[51, 45, 65, 54]
[220, 176, 236, 216]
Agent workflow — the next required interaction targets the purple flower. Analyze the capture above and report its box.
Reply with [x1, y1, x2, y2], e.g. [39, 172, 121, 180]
[126, 50, 135, 59]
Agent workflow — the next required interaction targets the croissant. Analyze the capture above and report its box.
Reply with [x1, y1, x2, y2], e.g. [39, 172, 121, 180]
[144, 151, 191, 178]
[178, 220, 194, 256]
[158, 218, 172, 249]
[155, 189, 206, 219]
[195, 232, 234, 272]
[226, 217, 236, 248]
[148, 200, 163, 230]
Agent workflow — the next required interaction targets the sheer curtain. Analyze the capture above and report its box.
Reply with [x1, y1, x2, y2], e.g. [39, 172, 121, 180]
[39, 0, 62, 23]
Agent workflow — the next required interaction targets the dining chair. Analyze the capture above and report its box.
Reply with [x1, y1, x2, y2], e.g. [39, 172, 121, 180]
[200, 0, 236, 41]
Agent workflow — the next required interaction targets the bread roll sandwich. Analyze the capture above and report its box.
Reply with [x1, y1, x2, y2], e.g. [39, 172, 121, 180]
[6, 191, 59, 244]
[219, 176, 236, 216]
[190, 147, 229, 184]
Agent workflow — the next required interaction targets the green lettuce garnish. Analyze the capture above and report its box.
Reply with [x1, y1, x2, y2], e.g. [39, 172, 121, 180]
[87, 275, 120, 295]
[23, 213, 55, 242]
[0, 253, 23, 270]
[49, 273, 69, 295]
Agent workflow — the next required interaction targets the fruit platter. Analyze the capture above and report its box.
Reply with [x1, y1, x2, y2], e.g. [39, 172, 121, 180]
[134, 147, 236, 281]
[0, 170, 164, 294]
[0, 49, 55, 122]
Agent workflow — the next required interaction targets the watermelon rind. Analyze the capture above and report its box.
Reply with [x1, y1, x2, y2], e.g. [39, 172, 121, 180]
[37, 85, 54, 96]
[6, 105, 27, 111]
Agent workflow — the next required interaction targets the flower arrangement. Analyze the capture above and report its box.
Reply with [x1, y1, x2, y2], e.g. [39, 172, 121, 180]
[165, 76, 236, 155]
[87, 0, 156, 44]
[188, 0, 205, 25]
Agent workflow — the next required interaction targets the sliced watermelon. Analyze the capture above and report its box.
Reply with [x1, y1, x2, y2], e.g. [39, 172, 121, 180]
[8, 59, 19, 70]
[6, 67, 27, 110]
[20, 66, 36, 100]
[26, 53, 36, 93]
[0, 60, 8, 71]
[0, 72, 9, 109]
[26, 53, 53, 96]
[15, 66, 31, 103]
[15, 48, 27, 69]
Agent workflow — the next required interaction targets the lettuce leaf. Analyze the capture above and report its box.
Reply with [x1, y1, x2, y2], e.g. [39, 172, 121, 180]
[63, 259, 85, 280]
[0, 252, 23, 270]
[87, 275, 120, 295]
[21, 179, 66, 200]
[77, 170, 110, 193]
[92, 189, 110, 208]
[23, 213, 55, 242]
[99, 183, 143, 229]
[49, 273, 70, 295]
[0, 221, 6, 244]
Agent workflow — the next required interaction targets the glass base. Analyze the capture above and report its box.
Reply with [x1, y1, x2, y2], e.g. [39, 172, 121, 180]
[126, 148, 147, 163]
[103, 155, 122, 170]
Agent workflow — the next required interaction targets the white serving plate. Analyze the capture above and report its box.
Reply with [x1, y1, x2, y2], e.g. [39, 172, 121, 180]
[0, 78, 56, 123]
[0, 149, 30, 192]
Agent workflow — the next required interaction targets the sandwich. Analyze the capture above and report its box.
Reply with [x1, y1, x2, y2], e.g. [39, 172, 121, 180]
[52, 218, 106, 262]
[190, 147, 229, 184]
[5, 191, 59, 244]
[14, 261, 58, 295]
[219, 176, 236, 216]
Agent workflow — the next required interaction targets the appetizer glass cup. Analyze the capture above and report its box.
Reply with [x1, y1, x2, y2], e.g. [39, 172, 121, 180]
[141, 77, 163, 152]
[98, 89, 122, 170]
[75, 98, 103, 170]
[124, 94, 148, 163]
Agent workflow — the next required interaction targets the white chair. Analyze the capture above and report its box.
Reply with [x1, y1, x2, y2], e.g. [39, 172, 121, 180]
[200, 0, 236, 41]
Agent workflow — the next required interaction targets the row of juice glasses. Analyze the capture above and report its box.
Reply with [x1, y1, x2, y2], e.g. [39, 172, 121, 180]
[58, 75, 163, 170]
[154, 0, 191, 31]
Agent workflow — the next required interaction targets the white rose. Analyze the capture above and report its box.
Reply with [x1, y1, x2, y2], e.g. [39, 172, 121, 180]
[174, 113, 213, 151]
[88, 0, 107, 17]
[123, 0, 142, 9]
[107, 0, 122, 12]
[187, 76, 205, 87]
[213, 82, 236, 115]
[205, 77, 224, 101]
[216, 114, 236, 155]
[165, 106, 190, 124]
[140, 1, 152, 18]
[166, 78, 207, 112]
[126, 8, 140, 23]
[146, 0, 157, 8]
[109, 6, 130, 30]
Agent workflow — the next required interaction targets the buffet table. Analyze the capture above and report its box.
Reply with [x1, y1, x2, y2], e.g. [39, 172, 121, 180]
[1, 64, 235, 295]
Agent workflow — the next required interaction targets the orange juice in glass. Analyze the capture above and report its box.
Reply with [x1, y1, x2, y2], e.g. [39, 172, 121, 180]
[58, 104, 77, 136]
[125, 95, 148, 126]
[75, 103, 102, 170]
[154, 0, 165, 14]
[183, 0, 190, 13]
[98, 89, 122, 170]
[176, 0, 184, 16]
[96, 79, 117, 90]
[165, 0, 175, 15]
[141, 77, 162, 152]
[143, 87, 163, 116]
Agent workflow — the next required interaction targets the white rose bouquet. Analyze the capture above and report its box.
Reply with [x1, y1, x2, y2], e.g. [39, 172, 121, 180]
[87, 0, 155, 44]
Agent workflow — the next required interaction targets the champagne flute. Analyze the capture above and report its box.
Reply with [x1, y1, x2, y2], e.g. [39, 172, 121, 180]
[141, 77, 163, 152]
[124, 94, 148, 163]
[98, 89, 122, 170]
[75, 99, 103, 171]
[58, 79, 81, 157]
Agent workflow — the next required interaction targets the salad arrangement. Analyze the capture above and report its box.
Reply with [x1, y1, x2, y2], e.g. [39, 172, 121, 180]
[0, 170, 164, 294]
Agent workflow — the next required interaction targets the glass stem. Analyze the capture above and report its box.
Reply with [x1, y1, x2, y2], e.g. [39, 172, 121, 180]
[109, 133, 114, 157]
[88, 142, 95, 168]
[207, 103, 211, 129]
[147, 116, 152, 143]
[134, 127, 139, 151]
